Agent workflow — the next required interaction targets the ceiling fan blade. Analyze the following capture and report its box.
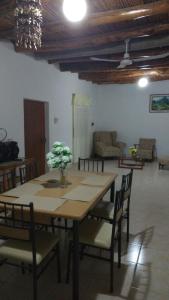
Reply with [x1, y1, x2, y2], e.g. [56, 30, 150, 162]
[90, 57, 120, 62]
[133, 52, 169, 62]
[117, 64, 126, 69]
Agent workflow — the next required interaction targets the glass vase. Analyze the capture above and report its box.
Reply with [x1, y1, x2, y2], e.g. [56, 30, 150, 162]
[59, 168, 66, 187]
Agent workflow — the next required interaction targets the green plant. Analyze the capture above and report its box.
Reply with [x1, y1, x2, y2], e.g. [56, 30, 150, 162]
[46, 141, 72, 170]
[128, 146, 137, 156]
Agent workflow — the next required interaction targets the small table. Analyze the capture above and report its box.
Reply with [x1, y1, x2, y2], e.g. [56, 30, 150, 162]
[118, 155, 144, 170]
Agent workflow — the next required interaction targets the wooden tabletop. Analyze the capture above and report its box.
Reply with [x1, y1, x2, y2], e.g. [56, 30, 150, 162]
[0, 169, 117, 221]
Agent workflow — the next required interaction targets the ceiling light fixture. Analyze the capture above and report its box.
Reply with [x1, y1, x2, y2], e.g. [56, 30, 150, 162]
[138, 77, 149, 88]
[63, 0, 87, 22]
[15, 0, 43, 50]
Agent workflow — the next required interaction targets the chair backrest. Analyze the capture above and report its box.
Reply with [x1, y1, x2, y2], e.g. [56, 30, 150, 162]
[0, 171, 15, 193]
[139, 138, 156, 150]
[78, 157, 104, 172]
[19, 158, 38, 184]
[0, 201, 35, 241]
[94, 131, 117, 146]
[111, 189, 123, 246]
[121, 169, 133, 202]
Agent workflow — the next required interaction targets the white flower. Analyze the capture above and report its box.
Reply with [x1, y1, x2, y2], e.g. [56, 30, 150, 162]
[53, 141, 63, 147]
[63, 146, 71, 154]
[46, 141, 72, 170]
[46, 152, 54, 159]
[62, 156, 70, 163]
[52, 146, 63, 155]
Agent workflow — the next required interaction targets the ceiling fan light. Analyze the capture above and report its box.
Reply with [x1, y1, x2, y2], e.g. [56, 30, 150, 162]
[63, 0, 87, 22]
[138, 77, 149, 88]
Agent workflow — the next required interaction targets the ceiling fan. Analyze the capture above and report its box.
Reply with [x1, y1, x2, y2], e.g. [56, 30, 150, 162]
[90, 39, 169, 69]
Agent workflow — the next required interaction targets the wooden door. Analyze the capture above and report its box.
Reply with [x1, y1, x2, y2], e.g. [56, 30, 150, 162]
[24, 99, 46, 175]
[72, 94, 92, 163]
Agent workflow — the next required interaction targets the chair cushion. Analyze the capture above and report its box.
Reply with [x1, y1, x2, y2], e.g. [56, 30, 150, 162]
[139, 138, 156, 150]
[96, 132, 113, 146]
[0, 231, 59, 265]
[75, 219, 113, 249]
[91, 201, 114, 220]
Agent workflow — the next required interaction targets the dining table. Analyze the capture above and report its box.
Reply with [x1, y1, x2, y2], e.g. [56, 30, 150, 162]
[0, 168, 117, 300]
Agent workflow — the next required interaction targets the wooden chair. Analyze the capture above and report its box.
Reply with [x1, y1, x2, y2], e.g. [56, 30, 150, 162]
[121, 169, 133, 242]
[78, 157, 104, 172]
[0, 201, 61, 300]
[0, 170, 15, 193]
[90, 169, 133, 242]
[136, 138, 156, 161]
[66, 190, 123, 292]
[19, 158, 38, 184]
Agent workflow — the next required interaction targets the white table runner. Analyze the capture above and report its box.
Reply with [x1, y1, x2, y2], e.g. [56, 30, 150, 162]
[3, 182, 43, 197]
[13, 195, 66, 211]
[81, 175, 111, 186]
[61, 185, 103, 202]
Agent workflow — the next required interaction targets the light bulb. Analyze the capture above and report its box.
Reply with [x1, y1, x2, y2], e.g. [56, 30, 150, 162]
[138, 77, 149, 88]
[63, 0, 87, 22]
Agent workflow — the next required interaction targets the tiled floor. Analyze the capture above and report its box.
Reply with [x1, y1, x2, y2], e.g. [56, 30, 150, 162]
[0, 160, 169, 299]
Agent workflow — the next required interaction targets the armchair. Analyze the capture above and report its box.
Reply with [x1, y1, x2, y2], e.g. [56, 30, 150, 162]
[136, 138, 156, 161]
[93, 131, 126, 158]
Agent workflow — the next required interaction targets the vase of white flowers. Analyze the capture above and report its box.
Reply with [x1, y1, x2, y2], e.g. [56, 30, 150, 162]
[46, 141, 72, 186]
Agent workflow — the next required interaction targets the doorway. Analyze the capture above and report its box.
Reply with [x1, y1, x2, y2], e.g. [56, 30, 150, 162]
[24, 99, 49, 175]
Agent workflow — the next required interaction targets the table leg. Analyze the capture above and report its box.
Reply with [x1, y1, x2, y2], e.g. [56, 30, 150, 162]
[3, 174, 8, 191]
[11, 169, 16, 188]
[110, 181, 115, 203]
[72, 220, 79, 300]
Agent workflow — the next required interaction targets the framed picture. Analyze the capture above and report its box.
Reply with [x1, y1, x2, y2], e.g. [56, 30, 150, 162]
[150, 94, 169, 113]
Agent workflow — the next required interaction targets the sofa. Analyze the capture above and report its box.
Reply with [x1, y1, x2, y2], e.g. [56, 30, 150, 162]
[93, 131, 126, 158]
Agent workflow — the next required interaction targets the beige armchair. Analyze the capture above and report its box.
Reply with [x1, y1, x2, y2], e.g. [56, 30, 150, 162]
[136, 138, 156, 161]
[93, 131, 126, 158]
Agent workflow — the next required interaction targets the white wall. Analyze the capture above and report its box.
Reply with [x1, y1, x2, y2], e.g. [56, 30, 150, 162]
[94, 81, 169, 156]
[1, 41, 169, 157]
[0, 42, 95, 156]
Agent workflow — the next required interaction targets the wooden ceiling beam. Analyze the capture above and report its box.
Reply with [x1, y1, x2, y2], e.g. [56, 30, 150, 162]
[35, 23, 169, 54]
[48, 46, 169, 64]
[91, 75, 169, 84]
[78, 67, 169, 81]
[35, 36, 169, 60]
[59, 59, 169, 73]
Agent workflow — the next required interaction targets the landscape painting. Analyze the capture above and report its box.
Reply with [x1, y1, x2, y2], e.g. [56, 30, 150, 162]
[150, 94, 169, 112]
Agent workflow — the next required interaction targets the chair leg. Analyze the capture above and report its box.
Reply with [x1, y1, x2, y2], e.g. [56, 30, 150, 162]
[21, 262, 25, 274]
[65, 219, 68, 231]
[56, 244, 61, 283]
[80, 244, 86, 260]
[118, 222, 121, 268]
[32, 264, 37, 300]
[66, 241, 72, 283]
[127, 206, 130, 243]
[51, 218, 55, 234]
[110, 245, 114, 293]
